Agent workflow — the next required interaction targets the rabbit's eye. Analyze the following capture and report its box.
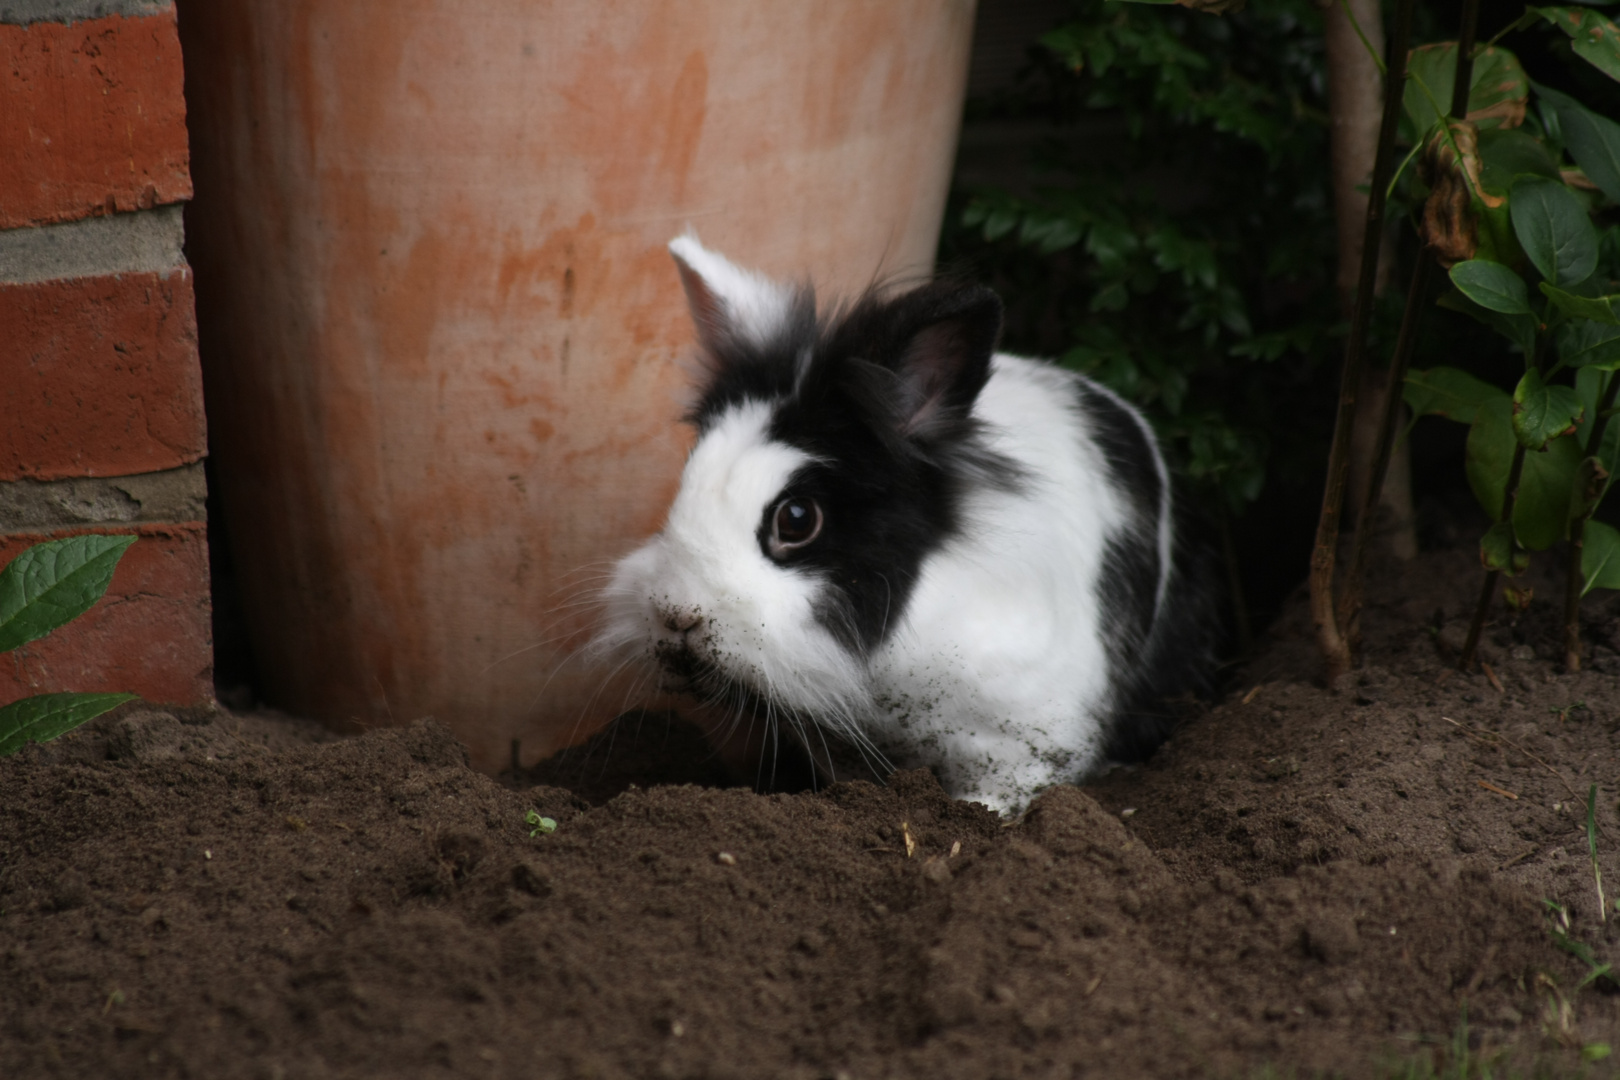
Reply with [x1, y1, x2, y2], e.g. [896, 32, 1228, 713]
[769, 496, 823, 556]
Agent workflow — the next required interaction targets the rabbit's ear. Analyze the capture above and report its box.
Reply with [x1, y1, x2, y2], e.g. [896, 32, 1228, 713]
[669, 234, 799, 353]
[887, 286, 1003, 438]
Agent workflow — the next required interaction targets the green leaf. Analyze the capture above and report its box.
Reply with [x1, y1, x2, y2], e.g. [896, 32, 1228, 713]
[1019, 214, 1083, 254]
[0, 692, 136, 756]
[1510, 177, 1600, 287]
[1560, 319, 1620, 369]
[1575, 366, 1614, 449]
[1473, 200, 1525, 269]
[1513, 368, 1585, 449]
[1438, 289, 1540, 355]
[1477, 127, 1563, 195]
[1449, 259, 1532, 314]
[1532, 7, 1620, 83]
[1541, 283, 1620, 326]
[1403, 366, 1510, 424]
[1581, 370, 1620, 469]
[1480, 521, 1531, 574]
[0, 535, 138, 654]
[1405, 44, 1529, 135]
[1536, 84, 1620, 204]
[1467, 398, 1584, 549]
[1582, 520, 1620, 594]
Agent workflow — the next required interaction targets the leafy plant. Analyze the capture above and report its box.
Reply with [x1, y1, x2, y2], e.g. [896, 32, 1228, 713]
[946, 0, 1339, 521]
[0, 535, 139, 756]
[1396, 8, 1620, 671]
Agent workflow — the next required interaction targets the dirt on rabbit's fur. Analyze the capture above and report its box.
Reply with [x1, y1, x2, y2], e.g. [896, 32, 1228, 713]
[2, 545, 1618, 1079]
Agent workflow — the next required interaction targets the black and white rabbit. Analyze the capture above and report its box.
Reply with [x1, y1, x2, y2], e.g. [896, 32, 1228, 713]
[595, 236, 1216, 815]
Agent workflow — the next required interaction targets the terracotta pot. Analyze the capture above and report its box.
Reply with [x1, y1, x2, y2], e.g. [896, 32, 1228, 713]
[181, 0, 976, 770]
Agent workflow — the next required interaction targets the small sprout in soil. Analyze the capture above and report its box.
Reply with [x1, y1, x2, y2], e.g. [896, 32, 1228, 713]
[525, 809, 557, 837]
[1503, 585, 1533, 611]
[901, 821, 916, 858]
[1586, 783, 1606, 923]
[716, 852, 736, 866]
[1549, 700, 1586, 723]
[1586, 1043, 1613, 1063]
[1543, 900, 1616, 990]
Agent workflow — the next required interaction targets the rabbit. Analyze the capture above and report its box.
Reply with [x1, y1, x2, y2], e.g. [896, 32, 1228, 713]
[593, 235, 1217, 815]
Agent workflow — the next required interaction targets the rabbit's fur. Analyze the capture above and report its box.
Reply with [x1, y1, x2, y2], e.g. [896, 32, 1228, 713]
[594, 236, 1216, 814]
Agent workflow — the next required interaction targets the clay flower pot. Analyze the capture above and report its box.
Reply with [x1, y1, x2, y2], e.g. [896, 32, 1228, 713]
[180, 0, 976, 770]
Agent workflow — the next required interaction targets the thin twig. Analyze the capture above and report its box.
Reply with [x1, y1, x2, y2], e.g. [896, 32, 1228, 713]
[1448, 0, 1483, 119]
[1340, 245, 1434, 647]
[1566, 519, 1587, 671]
[1308, 0, 1416, 684]
[1460, 439, 1528, 670]
[1499, 845, 1539, 870]
[1336, 0, 1388, 76]
[1442, 716, 1582, 801]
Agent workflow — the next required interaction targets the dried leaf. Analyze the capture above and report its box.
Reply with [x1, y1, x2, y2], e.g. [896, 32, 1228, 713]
[1421, 122, 1501, 266]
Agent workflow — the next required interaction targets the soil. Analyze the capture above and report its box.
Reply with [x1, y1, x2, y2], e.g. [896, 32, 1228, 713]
[3, 544, 1618, 1079]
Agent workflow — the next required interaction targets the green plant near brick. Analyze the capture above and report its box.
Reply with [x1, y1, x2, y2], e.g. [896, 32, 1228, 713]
[0, 534, 140, 756]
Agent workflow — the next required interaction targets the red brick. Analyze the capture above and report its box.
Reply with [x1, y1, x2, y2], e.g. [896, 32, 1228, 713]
[1, 10, 192, 229]
[0, 268, 206, 481]
[0, 522, 212, 706]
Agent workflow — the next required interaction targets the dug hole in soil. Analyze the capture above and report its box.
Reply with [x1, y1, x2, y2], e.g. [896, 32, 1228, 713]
[3, 542, 1618, 1078]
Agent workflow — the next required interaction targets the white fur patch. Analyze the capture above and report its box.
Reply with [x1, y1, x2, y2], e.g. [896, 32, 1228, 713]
[668, 235, 798, 348]
[862, 355, 1134, 811]
[597, 401, 872, 743]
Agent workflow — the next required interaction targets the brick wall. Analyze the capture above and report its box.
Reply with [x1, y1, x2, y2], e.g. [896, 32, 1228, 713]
[0, 0, 212, 705]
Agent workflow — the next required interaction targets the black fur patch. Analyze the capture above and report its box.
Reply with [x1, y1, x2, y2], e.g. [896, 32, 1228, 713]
[1072, 378, 1164, 697]
[1103, 522, 1223, 763]
[1071, 379, 1222, 764]
[690, 281, 1021, 656]
[1074, 381, 1164, 538]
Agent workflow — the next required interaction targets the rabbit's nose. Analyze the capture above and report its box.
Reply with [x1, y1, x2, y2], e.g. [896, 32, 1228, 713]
[661, 609, 704, 634]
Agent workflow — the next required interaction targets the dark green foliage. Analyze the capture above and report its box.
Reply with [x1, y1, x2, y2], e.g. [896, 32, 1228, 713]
[941, 0, 1339, 515]
[1407, 41, 1620, 587]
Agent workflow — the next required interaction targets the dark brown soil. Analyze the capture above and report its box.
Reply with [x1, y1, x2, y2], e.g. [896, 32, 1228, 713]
[3, 546, 1618, 1079]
